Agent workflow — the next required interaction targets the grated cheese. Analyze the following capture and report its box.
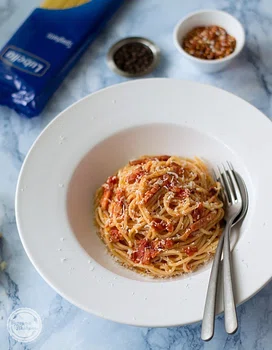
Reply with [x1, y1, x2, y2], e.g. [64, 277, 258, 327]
[167, 171, 178, 179]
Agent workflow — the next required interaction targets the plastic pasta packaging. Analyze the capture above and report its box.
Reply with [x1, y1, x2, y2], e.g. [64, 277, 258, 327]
[0, 0, 124, 117]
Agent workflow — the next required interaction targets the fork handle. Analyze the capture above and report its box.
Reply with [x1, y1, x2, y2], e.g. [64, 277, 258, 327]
[223, 220, 238, 334]
[201, 233, 224, 341]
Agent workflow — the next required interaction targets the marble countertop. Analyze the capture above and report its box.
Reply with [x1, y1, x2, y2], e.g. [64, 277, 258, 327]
[1, 0, 272, 349]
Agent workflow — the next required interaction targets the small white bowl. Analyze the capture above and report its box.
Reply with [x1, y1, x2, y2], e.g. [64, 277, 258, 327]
[173, 10, 245, 73]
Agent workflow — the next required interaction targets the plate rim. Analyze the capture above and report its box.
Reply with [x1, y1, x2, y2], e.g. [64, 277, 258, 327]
[15, 78, 272, 327]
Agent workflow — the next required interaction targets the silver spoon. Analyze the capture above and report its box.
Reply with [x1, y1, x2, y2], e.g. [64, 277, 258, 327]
[232, 172, 248, 226]
[201, 172, 248, 341]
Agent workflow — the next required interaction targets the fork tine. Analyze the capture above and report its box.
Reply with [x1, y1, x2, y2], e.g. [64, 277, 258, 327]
[227, 162, 242, 203]
[227, 161, 234, 171]
[221, 164, 235, 204]
[217, 165, 230, 205]
[214, 167, 226, 203]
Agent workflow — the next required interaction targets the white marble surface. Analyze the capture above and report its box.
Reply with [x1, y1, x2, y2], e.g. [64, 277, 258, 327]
[0, 0, 272, 349]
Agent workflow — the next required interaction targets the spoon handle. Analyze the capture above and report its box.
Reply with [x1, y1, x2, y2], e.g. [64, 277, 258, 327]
[201, 233, 224, 341]
[223, 221, 238, 334]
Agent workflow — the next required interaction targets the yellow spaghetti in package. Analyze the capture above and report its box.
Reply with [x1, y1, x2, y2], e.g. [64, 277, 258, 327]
[41, 0, 90, 9]
[0, 0, 124, 117]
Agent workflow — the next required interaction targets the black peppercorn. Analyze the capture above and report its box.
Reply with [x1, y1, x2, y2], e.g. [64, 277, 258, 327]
[107, 37, 160, 77]
[113, 42, 154, 75]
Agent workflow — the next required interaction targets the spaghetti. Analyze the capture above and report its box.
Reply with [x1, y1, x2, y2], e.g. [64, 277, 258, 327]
[94, 156, 224, 277]
[41, 0, 90, 9]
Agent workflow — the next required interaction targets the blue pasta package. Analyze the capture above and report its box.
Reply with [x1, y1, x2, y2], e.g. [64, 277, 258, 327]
[0, 0, 124, 117]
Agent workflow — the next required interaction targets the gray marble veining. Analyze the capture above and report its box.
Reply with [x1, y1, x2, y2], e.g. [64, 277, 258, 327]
[0, 0, 272, 349]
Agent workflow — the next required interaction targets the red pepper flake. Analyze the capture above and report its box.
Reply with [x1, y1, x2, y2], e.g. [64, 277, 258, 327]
[106, 175, 118, 186]
[109, 227, 123, 243]
[100, 176, 118, 210]
[100, 188, 112, 210]
[209, 186, 218, 196]
[144, 174, 172, 203]
[191, 203, 204, 221]
[162, 175, 189, 200]
[175, 188, 190, 200]
[113, 188, 126, 216]
[126, 169, 145, 184]
[143, 183, 161, 203]
[164, 238, 174, 249]
[151, 218, 174, 232]
[171, 162, 185, 176]
[180, 211, 217, 241]
[151, 238, 173, 257]
[184, 246, 198, 256]
[131, 239, 150, 264]
[182, 26, 236, 60]
[131, 238, 173, 265]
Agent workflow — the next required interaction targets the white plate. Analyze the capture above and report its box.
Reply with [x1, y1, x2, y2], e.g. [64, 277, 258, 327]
[16, 79, 272, 327]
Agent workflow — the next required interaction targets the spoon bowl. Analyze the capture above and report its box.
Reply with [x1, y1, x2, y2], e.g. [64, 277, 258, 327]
[232, 172, 248, 226]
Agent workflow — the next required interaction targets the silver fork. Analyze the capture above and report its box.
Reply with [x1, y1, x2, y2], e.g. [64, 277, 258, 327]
[201, 162, 243, 341]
